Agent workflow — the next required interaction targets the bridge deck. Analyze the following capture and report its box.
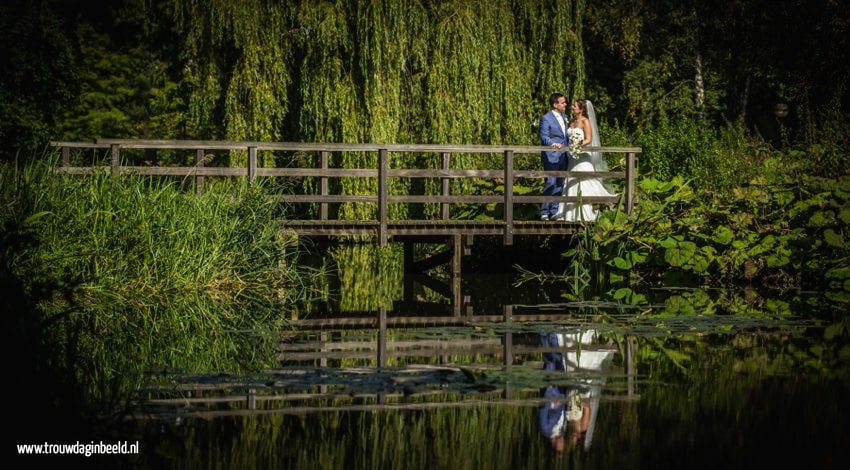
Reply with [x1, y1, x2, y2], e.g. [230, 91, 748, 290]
[281, 219, 583, 237]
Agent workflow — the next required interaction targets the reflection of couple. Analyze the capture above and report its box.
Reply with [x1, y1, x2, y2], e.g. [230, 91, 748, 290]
[538, 331, 615, 454]
[538, 94, 615, 221]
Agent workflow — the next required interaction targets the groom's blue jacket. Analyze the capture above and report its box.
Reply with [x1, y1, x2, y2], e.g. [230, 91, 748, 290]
[539, 111, 568, 164]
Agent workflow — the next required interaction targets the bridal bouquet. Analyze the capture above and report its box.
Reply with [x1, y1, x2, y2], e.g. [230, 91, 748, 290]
[566, 389, 584, 421]
[568, 128, 584, 154]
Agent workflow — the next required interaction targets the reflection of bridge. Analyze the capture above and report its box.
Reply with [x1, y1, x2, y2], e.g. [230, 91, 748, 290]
[136, 306, 640, 418]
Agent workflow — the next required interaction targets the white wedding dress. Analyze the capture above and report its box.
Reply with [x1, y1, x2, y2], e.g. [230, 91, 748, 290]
[554, 102, 616, 222]
[555, 150, 615, 222]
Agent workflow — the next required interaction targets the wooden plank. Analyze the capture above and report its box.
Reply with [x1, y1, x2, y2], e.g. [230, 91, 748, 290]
[49, 141, 111, 148]
[134, 394, 640, 420]
[53, 166, 247, 176]
[279, 344, 618, 361]
[62, 166, 625, 180]
[281, 195, 379, 203]
[280, 194, 618, 204]
[90, 139, 641, 154]
[278, 338, 502, 351]
[256, 168, 377, 177]
[293, 313, 590, 328]
[514, 170, 624, 179]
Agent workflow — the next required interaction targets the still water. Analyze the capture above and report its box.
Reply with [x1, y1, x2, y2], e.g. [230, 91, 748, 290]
[118, 243, 847, 468]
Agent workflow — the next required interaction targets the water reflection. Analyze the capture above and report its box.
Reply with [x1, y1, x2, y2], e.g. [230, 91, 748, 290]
[538, 329, 615, 454]
[110, 243, 850, 468]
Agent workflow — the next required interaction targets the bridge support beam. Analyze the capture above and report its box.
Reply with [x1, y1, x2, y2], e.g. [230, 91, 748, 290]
[401, 235, 471, 316]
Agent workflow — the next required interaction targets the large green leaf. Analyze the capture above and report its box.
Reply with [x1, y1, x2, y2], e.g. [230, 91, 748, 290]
[824, 229, 845, 248]
[610, 256, 632, 269]
[711, 225, 734, 245]
[807, 210, 835, 227]
[659, 236, 680, 249]
[839, 206, 850, 224]
[665, 241, 697, 267]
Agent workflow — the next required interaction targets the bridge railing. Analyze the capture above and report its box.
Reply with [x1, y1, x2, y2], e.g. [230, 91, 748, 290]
[50, 140, 640, 244]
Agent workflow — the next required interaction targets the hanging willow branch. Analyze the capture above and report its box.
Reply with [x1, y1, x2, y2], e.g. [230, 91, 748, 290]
[168, 0, 585, 219]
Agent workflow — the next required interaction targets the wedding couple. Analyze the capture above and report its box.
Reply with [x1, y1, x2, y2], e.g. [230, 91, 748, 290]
[539, 93, 614, 221]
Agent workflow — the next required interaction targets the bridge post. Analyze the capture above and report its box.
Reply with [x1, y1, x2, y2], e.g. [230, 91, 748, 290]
[320, 151, 329, 220]
[452, 235, 462, 317]
[626, 152, 636, 214]
[110, 144, 120, 173]
[625, 336, 636, 398]
[195, 149, 205, 194]
[248, 146, 257, 183]
[61, 146, 70, 167]
[378, 148, 388, 246]
[503, 150, 514, 245]
[502, 305, 513, 367]
[377, 306, 388, 368]
[441, 152, 450, 220]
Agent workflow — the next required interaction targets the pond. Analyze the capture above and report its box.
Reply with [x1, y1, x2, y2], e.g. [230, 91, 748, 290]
[78, 243, 850, 468]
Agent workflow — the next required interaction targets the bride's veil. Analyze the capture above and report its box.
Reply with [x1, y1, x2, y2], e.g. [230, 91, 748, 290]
[584, 100, 607, 172]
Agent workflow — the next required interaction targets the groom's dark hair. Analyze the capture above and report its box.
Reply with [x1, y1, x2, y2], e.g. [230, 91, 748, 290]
[549, 93, 565, 108]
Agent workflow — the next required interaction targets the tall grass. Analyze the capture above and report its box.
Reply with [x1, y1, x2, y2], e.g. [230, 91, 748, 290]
[1, 155, 304, 426]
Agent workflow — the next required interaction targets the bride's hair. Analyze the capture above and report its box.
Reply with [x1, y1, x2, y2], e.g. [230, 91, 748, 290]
[572, 99, 587, 116]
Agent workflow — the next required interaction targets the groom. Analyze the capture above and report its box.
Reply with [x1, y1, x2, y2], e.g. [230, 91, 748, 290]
[538, 93, 570, 220]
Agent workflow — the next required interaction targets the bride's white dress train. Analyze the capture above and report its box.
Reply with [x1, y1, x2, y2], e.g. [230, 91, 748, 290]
[555, 152, 615, 222]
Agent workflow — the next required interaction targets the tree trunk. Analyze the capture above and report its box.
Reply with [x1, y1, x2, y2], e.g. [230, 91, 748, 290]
[738, 72, 751, 124]
[694, 51, 705, 121]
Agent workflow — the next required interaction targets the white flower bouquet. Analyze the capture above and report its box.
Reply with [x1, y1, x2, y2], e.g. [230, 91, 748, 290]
[566, 390, 583, 421]
[568, 127, 584, 154]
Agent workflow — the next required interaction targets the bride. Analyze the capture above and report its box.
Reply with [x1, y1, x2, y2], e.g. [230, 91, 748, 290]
[554, 100, 615, 222]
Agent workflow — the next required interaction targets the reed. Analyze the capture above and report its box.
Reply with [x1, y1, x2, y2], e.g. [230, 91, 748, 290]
[1, 155, 305, 411]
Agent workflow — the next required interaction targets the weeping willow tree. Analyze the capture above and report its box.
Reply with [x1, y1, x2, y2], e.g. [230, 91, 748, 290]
[168, 0, 292, 167]
[167, 0, 585, 219]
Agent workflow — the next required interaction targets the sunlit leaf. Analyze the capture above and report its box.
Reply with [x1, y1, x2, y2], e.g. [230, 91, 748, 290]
[610, 256, 632, 269]
[665, 241, 696, 267]
[659, 237, 679, 249]
[839, 207, 850, 224]
[711, 225, 734, 245]
[823, 229, 845, 248]
[613, 288, 632, 300]
[808, 210, 835, 227]
[824, 323, 844, 340]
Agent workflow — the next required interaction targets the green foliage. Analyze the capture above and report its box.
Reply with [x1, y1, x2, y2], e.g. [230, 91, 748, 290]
[582, 153, 850, 292]
[1, 158, 303, 404]
[56, 23, 186, 146]
[0, 1, 77, 160]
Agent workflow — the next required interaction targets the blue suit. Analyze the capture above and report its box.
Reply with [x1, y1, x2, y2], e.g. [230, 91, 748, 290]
[539, 111, 570, 218]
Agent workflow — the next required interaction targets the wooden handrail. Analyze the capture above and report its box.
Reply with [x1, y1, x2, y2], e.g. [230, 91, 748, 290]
[51, 139, 642, 154]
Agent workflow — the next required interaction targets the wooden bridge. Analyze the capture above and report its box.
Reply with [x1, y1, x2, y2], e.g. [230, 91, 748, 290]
[51, 139, 640, 244]
[52, 139, 639, 287]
